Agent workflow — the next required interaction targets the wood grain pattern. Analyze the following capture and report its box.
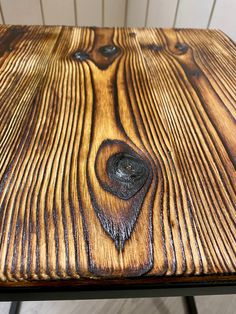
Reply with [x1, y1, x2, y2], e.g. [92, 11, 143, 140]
[0, 26, 235, 284]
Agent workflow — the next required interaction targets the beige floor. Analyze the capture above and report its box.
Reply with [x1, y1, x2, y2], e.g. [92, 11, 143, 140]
[0, 295, 236, 313]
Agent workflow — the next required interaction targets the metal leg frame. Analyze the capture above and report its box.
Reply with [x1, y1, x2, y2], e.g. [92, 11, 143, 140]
[8, 297, 197, 314]
[9, 301, 21, 314]
[184, 296, 198, 314]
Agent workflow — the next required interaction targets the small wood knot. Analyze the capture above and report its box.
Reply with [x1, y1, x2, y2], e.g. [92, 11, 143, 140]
[148, 44, 163, 52]
[73, 51, 89, 61]
[11, 26, 24, 34]
[175, 42, 188, 53]
[129, 32, 136, 37]
[99, 45, 119, 57]
[192, 69, 201, 77]
[107, 152, 149, 200]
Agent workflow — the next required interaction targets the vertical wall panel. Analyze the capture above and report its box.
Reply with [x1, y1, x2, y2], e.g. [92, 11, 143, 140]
[104, 0, 126, 27]
[0, 4, 3, 24]
[175, 0, 214, 28]
[210, 0, 236, 41]
[76, 0, 102, 26]
[146, 0, 178, 27]
[1, 0, 43, 25]
[126, 0, 148, 27]
[42, 0, 75, 26]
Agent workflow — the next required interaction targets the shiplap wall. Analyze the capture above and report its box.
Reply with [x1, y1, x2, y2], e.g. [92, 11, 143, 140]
[0, 0, 235, 41]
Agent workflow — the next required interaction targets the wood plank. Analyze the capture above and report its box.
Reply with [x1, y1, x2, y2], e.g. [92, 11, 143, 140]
[175, 0, 214, 28]
[0, 25, 61, 281]
[42, 0, 75, 26]
[1, 0, 43, 25]
[76, 0, 102, 26]
[138, 28, 236, 274]
[209, 0, 236, 41]
[126, 0, 147, 27]
[0, 26, 235, 283]
[176, 29, 236, 121]
[146, 0, 178, 27]
[104, 0, 126, 27]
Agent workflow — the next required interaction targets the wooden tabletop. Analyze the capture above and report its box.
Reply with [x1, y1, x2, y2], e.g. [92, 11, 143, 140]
[0, 25, 235, 288]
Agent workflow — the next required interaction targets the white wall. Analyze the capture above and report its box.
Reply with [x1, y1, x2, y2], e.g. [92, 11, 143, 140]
[0, 0, 235, 41]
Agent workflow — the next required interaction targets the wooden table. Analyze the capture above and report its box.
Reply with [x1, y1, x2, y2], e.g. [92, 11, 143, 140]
[0, 25, 235, 312]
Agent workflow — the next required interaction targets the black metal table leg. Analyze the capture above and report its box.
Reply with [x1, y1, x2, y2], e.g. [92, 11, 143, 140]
[9, 301, 21, 314]
[184, 296, 198, 314]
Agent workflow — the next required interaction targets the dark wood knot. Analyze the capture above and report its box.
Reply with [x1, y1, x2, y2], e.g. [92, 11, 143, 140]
[129, 32, 136, 37]
[192, 69, 201, 77]
[73, 51, 89, 61]
[94, 140, 153, 250]
[11, 26, 25, 34]
[148, 44, 163, 52]
[107, 152, 149, 200]
[99, 45, 119, 57]
[140, 44, 163, 52]
[175, 42, 188, 53]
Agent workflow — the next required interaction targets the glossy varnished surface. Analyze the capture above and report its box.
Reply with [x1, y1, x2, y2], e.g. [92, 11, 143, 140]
[0, 26, 235, 285]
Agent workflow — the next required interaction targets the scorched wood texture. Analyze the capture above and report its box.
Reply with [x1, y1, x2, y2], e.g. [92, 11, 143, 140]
[0, 26, 235, 284]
